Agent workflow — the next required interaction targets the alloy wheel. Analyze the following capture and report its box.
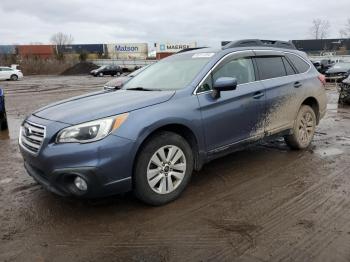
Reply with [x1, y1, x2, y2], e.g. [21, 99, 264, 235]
[147, 145, 187, 194]
[298, 111, 315, 145]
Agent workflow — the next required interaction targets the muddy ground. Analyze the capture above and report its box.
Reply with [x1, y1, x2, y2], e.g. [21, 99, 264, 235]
[0, 76, 349, 262]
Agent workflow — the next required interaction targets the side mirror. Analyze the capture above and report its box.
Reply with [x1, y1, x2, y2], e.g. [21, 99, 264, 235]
[212, 77, 237, 99]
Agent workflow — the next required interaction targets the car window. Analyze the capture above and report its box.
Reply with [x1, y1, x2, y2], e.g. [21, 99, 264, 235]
[197, 57, 255, 93]
[213, 58, 255, 85]
[285, 53, 310, 73]
[255, 56, 286, 80]
[282, 57, 296, 75]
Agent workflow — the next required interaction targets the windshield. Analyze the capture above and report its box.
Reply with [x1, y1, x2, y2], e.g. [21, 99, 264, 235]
[122, 54, 212, 91]
[97, 66, 106, 70]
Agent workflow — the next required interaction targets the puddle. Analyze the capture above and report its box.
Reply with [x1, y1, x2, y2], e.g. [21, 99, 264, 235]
[314, 147, 344, 157]
[0, 129, 9, 140]
[0, 117, 22, 140]
[327, 104, 338, 110]
[0, 178, 13, 184]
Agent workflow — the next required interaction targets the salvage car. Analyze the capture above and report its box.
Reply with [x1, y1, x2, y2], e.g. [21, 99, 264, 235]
[339, 75, 350, 105]
[0, 88, 8, 130]
[104, 65, 150, 90]
[19, 39, 326, 205]
[324, 62, 350, 82]
[0, 66, 23, 81]
[90, 65, 123, 77]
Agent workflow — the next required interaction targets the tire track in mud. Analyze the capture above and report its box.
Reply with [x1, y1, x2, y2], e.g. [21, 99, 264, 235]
[36, 149, 322, 261]
[243, 165, 350, 261]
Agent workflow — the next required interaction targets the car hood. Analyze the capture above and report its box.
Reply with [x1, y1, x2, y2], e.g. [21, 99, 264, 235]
[34, 90, 175, 125]
[326, 67, 349, 74]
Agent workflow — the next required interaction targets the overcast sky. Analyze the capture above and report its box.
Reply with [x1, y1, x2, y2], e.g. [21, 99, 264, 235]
[0, 0, 349, 48]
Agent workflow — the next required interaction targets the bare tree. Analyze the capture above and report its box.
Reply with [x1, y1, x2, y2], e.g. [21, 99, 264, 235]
[50, 32, 74, 59]
[309, 19, 330, 39]
[50, 32, 74, 46]
[339, 19, 350, 38]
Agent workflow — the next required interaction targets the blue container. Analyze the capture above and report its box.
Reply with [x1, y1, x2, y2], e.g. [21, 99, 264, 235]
[59, 44, 104, 54]
[0, 45, 16, 55]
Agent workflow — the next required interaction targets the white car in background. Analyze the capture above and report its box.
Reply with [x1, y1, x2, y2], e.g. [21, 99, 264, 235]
[0, 66, 23, 81]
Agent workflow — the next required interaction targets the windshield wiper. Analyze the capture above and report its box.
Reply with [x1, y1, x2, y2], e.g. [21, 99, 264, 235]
[126, 87, 159, 91]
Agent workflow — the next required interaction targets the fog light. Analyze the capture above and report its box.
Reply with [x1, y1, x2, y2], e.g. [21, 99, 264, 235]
[74, 176, 87, 191]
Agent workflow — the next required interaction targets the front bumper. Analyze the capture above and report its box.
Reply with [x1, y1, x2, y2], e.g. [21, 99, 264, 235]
[19, 115, 136, 198]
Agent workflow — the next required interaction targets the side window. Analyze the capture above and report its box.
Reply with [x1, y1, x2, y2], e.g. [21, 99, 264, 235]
[282, 57, 296, 75]
[285, 53, 310, 73]
[255, 56, 286, 80]
[197, 57, 255, 93]
[197, 74, 212, 93]
[213, 58, 255, 85]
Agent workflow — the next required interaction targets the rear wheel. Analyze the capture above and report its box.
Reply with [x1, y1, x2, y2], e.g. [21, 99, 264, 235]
[134, 131, 193, 205]
[0, 113, 8, 130]
[10, 74, 18, 81]
[284, 105, 316, 150]
[99, 72, 103, 77]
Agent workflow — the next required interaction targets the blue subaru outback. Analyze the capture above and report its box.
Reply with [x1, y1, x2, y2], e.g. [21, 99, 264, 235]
[19, 40, 327, 205]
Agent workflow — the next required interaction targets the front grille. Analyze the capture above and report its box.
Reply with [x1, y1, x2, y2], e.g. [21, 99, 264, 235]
[19, 121, 46, 155]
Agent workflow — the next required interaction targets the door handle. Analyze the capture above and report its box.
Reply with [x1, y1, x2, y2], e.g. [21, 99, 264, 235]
[294, 81, 302, 88]
[253, 91, 264, 99]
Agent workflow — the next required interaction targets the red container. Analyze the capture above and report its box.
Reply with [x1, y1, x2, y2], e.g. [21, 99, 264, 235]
[156, 52, 173, 60]
[17, 45, 55, 59]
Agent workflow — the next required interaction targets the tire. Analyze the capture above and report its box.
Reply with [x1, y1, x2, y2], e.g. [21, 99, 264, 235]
[0, 113, 8, 130]
[116, 72, 121, 77]
[284, 105, 316, 150]
[10, 74, 18, 81]
[99, 72, 103, 77]
[134, 131, 194, 205]
[0, 118, 8, 130]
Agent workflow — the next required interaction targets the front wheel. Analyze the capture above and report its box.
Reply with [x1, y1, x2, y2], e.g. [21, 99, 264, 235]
[284, 105, 316, 150]
[10, 74, 18, 81]
[134, 131, 193, 205]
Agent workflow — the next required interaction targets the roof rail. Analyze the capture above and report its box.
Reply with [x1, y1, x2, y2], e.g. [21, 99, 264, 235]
[176, 47, 207, 53]
[222, 39, 296, 50]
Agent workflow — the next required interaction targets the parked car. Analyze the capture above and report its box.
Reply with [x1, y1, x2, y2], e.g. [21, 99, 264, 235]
[339, 75, 350, 105]
[19, 39, 326, 205]
[324, 62, 350, 82]
[90, 65, 123, 77]
[104, 66, 150, 90]
[311, 60, 322, 72]
[0, 66, 23, 81]
[0, 88, 8, 130]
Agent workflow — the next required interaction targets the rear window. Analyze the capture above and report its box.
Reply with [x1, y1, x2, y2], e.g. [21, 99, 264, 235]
[255, 56, 286, 80]
[282, 57, 296, 75]
[285, 53, 310, 73]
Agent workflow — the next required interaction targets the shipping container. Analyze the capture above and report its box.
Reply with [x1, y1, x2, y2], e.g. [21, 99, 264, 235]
[58, 44, 104, 54]
[106, 43, 148, 60]
[156, 52, 173, 60]
[0, 45, 16, 55]
[155, 42, 197, 53]
[292, 39, 350, 55]
[17, 45, 55, 59]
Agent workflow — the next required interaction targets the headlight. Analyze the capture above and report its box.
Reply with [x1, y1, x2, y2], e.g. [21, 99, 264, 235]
[56, 113, 128, 143]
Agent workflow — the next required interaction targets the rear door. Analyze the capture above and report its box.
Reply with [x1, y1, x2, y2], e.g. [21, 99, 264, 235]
[254, 51, 300, 134]
[197, 51, 266, 152]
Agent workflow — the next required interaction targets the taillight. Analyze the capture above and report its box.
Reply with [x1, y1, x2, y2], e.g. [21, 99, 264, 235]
[318, 74, 326, 86]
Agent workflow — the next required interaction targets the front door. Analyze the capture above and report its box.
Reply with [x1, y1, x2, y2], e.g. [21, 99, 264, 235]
[197, 51, 266, 152]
